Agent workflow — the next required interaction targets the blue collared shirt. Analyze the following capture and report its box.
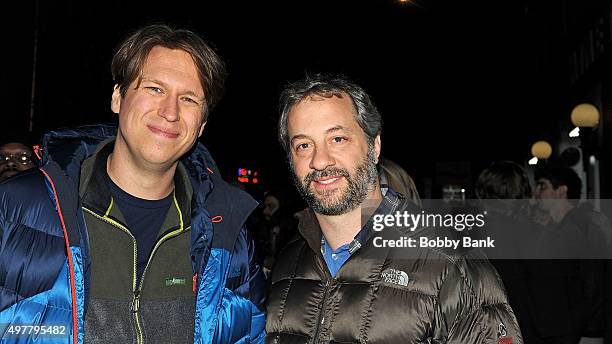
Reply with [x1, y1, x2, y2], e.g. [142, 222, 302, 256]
[321, 188, 398, 277]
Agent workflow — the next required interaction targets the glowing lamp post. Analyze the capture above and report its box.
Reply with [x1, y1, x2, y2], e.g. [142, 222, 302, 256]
[529, 141, 552, 165]
[570, 103, 600, 200]
[571, 103, 599, 128]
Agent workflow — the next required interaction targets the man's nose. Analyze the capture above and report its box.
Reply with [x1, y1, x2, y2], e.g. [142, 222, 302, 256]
[309, 146, 335, 171]
[158, 96, 180, 122]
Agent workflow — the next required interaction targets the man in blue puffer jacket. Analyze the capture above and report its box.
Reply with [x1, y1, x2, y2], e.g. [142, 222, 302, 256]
[0, 24, 266, 344]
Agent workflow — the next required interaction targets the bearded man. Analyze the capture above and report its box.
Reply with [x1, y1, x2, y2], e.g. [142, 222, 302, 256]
[265, 74, 523, 344]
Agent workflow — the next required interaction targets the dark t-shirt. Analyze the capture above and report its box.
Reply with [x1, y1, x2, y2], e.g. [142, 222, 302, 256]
[108, 178, 173, 282]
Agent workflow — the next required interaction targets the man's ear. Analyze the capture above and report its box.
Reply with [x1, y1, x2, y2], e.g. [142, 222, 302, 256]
[558, 185, 569, 199]
[374, 135, 382, 163]
[111, 85, 121, 114]
[198, 121, 207, 138]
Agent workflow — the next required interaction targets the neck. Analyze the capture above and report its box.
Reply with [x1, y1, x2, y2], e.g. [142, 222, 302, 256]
[316, 184, 382, 250]
[107, 145, 176, 200]
[550, 200, 574, 223]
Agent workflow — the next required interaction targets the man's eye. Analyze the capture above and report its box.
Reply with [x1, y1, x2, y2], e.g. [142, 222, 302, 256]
[145, 86, 163, 94]
[296, 143, 310, 151]
[332, 137, 346, 143]
[181, 97, 199, 105]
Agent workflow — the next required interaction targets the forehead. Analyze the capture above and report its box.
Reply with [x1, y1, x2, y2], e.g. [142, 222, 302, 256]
[287, 94, 359, 135]
[141, 46, 204, 96]
[0, 143, 31, 154]
[536, 178, 553, 188]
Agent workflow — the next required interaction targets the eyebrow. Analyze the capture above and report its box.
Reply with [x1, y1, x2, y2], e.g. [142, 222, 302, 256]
[326, 125, 352, 134]
[290, 125, 353, 144]
[141, 78, 204, 100]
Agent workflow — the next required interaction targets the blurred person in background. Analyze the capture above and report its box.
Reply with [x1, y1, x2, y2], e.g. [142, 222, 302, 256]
[250, 190, 298, 277]
[476, 161, 546, 343]
[534, 166, 608, 344]
[0, 142, 35, 182]
[378, 157, 421, 207]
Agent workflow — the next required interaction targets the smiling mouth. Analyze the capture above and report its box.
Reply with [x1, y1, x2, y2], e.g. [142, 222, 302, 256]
[312, 176, 342, 188]
[147, 125, 179, 139]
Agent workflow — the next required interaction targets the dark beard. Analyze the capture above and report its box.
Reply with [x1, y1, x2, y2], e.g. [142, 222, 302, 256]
[291, 144, 378, 216]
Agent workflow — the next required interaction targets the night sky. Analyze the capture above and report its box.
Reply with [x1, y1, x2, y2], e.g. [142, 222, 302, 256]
[3, 0, 595, 202]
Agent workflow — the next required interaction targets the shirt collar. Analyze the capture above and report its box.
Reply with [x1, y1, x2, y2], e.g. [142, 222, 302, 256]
[321, 188, 401, 255]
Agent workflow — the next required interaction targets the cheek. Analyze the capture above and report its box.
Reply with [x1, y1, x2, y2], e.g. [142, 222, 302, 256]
[297, 166, 312, 183]
[290, 156, 307, 177]
[185, 113, 205, 133]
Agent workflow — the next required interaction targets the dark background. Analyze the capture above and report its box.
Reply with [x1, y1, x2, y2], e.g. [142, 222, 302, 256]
[2, 0, 605, 203]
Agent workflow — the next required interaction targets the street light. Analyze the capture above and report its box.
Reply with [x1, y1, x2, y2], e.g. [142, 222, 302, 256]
[571, 103, 599, 128]
[528, 141, 552, 166]
[531, 141, 552, 159]
[570, 103, 600, 201]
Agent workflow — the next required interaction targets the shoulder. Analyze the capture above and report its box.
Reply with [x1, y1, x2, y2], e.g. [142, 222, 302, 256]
[0, 169, 60, 231]
[269, 235, 309, 283]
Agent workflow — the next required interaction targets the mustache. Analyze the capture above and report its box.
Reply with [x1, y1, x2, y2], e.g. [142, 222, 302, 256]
[303, 167, 350, 185]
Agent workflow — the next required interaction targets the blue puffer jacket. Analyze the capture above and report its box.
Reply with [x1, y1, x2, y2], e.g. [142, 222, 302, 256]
[0, 125, 266, 343]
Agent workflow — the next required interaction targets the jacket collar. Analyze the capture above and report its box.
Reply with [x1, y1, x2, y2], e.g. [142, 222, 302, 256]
[40, 124, 257, 251]
[78, 139, 193, 228]
[297, 188, 406, 255]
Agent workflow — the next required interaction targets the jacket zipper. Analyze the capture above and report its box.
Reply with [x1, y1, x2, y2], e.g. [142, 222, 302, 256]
[82, 207, 142, 343]
[135, 224, 186, 290]
[40, 168, 79, 344]
[137, 194, 186, 295]
[83, 194, 186, 344]
[313, 253, 333, 344]
[130, 225, 186, 343]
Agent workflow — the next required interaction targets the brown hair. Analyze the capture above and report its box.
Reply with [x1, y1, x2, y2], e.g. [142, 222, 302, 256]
[111, 24, 226, 119]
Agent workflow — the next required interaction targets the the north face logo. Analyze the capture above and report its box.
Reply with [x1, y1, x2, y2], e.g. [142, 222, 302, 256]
[497, 323, 508, 337]
[381, 268, 409, 287]
[497, 323, 512, 344]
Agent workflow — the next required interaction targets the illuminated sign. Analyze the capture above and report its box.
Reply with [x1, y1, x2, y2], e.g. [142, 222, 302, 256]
[237, 168, 259, 184]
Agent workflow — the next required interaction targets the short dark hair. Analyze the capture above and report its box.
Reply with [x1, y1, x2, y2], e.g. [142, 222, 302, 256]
[111, 24, 226, 120]
[278, 73, 382, 155]
[535, 166, 582, 200]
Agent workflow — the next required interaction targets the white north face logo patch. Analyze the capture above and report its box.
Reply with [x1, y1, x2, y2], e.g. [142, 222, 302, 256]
[381, 268, 409, 287]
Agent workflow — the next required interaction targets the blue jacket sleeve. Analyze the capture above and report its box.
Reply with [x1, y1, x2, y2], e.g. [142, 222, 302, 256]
[228, 225, 266, 343]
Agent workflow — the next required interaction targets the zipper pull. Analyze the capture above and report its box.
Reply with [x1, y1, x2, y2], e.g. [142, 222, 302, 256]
[33, 145, 42, 161]
[131, 294, 140, 313]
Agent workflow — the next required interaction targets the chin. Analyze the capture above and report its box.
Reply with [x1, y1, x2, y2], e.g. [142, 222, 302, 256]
[141, 151, 179, 166]
[315, 194, 345, 208]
